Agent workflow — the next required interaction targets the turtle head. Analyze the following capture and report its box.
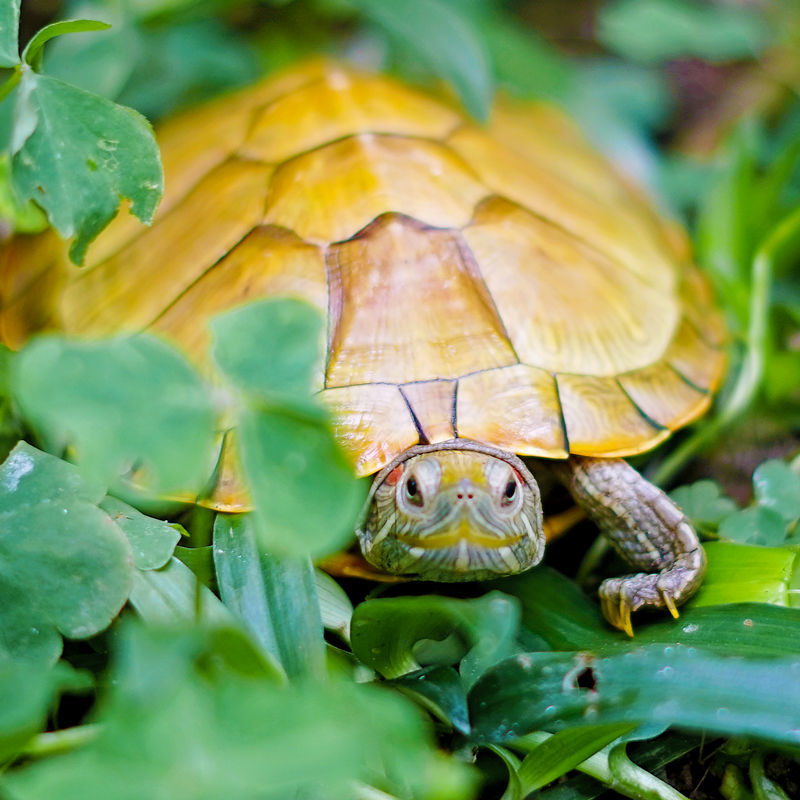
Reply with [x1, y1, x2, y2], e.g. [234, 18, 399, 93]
[357, 443, 545, 581]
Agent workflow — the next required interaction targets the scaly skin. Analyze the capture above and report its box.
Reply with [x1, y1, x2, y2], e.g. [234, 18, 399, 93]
[554, 456, 706, 636]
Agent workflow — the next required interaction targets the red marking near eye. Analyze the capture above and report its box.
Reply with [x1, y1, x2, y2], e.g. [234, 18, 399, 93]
[385, 465, 404, 486]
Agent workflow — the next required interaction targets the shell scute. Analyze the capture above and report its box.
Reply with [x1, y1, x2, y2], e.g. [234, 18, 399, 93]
[464, 197, 679, 376]
[456, 365, 567, 458]
[240, 69, 461, 164]
[263, 134, 485, 243]
[325, 214, 516, 387]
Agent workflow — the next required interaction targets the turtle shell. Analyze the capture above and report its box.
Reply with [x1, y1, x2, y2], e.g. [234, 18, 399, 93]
[0, 59, 725, 504]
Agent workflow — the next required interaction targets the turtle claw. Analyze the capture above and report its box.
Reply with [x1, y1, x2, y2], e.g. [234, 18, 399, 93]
[599, 563, 700, 634]
[599, 589, 634, 636]
[660, 588, 680, 620]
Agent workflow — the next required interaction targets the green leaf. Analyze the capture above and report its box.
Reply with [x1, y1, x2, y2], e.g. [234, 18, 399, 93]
[695, 119, 760, 296]
[0, 442, 133, 666]
[21, 20, 111, 69]
[493, 567, 619, 652]
[0, 0, 19, 67]
[128, 557, 233, 627]
[515, 723, 636, 795]
[669, 479, 739, 529]
[0, 661, 87, 762]
[12, 334, 219, 497]
[0, 154, 47, 233]
[350, 0, 493, 120]
[386, 666, 470, 734]
[99, 496, 180, 570]
[209, 299, 366, 559]
[689, 541, 798, 607]
[351, 591, 520, 687]
[314, 569, 353, 642]
[503, 566, 800, 657]
[237, 406, 365, 558]
[468, 644, 800, 747]
[210, 298, 324, 402]
[5, 622, 475, 800]
[597, 0, 770, 65]
[213, 514, 325, 680]
[718, 507, 788, 546]
[481, 14, 574, 102]
[753, 459, 800, 523]
[9, 69, 162, 264]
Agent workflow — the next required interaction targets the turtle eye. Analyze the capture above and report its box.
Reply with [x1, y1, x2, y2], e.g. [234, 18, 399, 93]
[404, 475, 424, 507]
[501, 478, 519, 506]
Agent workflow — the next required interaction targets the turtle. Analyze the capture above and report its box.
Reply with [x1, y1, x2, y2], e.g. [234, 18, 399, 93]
[0, 59, 726, 635]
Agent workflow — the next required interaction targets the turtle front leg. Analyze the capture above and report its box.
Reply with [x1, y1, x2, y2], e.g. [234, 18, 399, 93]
[554, 456, 706, 636]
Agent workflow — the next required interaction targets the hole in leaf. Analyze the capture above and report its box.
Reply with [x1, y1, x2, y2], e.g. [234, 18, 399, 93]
[576, 667, 596, 690]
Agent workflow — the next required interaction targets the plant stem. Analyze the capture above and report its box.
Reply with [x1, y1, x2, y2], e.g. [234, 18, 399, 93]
[19, 724, 102, 758]
[0, 66, 21, 106]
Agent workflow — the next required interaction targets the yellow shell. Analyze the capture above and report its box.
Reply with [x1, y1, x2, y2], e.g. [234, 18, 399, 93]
[0, 59, 725, 505]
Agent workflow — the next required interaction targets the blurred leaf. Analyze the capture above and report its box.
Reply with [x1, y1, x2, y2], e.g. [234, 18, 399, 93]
[753, 459, 800, 523]
[481, 15, 574, 102]
[689, 542, 798, 608]
[9, 70, 162, 264]
[351, 0, 493, 120]
[0, 154, 47, 232]
[211, 298, 323, 402]
[21, 20, 110, 69]
[718, 506, 787, 546]
[0, 661, 87, 762]
[515, 723, 635, 795]
[116, 19, 259, 120]
[5, 622, 476, 800]
[213, 513, 325, 680]
[387, 665, 470, 734]
[98, 496, 180, 570]
[696, 121, 760, 296]
[12, 335, 219, 497]
[43, 8, 140, 101]
[0, 442, 133, 666]
[670, 479, 738, 530]
[0, 0, 19, 67]
[351, 591, 520, 687]
[237, 407, 365, 557]
[210, 300, 365, 559]
[468, 644, 800, 746]
[597, 0, 770, 65]
[128, 557, 234, 627]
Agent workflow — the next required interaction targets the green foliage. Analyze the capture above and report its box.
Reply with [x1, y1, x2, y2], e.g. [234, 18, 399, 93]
[9, 70, 162, 264]
[672, 458, 800, 546]
[0, 0, 163, 262]
[469, 643, 800, 747]
[12, 335, 220, 497]
[210, 299, 366, 558]
[213, 514, 325, 680]
[597, 0, 771, 64]
[0, 661, 87, 763]
[0, 442, 178, 667]
[4, 623, 475, 800]
[349, 0, 493, 120]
